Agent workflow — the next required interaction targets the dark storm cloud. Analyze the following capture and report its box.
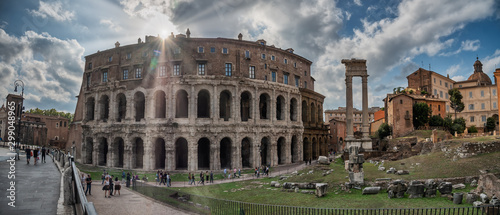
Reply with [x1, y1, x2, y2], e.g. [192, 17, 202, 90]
[395, 61, 419, 80]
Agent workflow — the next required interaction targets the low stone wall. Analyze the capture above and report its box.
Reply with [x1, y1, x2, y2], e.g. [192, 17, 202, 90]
[458, 142, 500, 158]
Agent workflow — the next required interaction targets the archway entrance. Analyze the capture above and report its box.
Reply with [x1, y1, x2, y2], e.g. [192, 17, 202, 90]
[303, 137, 310, 162]
[241, 138, 252, 168]
[85, 138, 93, 164]
[198, 138, 210, 169]
[113, 138, 124, 167]
[133, 138, 144, 169]
[260, 137, 271, 166]
[277, 137, 286, 164]
[175, 138, 188, 170]
[291, 135, 298, 163]
[154, 138, 165, 169]
[220, 138, 232, 169]
[98, 138, 108, 166]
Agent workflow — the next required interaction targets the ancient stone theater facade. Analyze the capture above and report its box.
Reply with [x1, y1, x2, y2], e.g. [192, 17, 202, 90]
[69, 30, 328, 171]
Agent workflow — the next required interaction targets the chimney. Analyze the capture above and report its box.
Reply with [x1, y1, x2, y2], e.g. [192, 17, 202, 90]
[115, 41, 120, 48]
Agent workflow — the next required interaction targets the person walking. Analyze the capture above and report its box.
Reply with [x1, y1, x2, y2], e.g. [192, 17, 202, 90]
[223, 168, 227, 179]
[41, 146, 46, 163]
[114, 177, 121, 196]
[156, 170, 160, 185]
[109, 175, 114, 196]
[205, 171, 209, 183]
[15, 146, 20, 160]
[25, 147, 31, 165]
[103, 175, 111, 198]
[85, 174, 92, 196]
[166, 172, 171, 187]
[198, 171, 204, 185]
[210, 171, 214, 183]
[126, 172, 131, 187]
[187, 173, 191, 185]
[33, 147, 39, 165]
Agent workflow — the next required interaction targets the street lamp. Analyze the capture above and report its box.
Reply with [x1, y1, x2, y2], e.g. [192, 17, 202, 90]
[14, 80, 24, 152]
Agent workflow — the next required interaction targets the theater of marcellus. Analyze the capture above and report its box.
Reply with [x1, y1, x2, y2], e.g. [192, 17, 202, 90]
[67, 29, 329, 171]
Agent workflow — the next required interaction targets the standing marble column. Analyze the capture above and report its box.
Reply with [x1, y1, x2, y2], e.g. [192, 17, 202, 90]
[362, 75, 369, 139]
[345, 75, 354, 140]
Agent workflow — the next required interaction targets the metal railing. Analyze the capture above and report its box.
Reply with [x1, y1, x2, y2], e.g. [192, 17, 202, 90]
[131, 182, 499, 215]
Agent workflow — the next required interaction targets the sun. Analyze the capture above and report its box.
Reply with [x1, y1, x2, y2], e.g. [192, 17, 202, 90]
[160, 30, 169, 38]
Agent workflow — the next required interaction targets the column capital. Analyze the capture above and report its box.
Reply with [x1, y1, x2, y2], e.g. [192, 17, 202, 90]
[345, 75, 353, 83]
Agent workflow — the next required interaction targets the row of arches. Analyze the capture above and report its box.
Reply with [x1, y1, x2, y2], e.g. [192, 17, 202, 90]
[85, 89, 310, 123]
[83, 135, 306, 170]
[302, 136, 329, 162]
[302, 101, 323, 124]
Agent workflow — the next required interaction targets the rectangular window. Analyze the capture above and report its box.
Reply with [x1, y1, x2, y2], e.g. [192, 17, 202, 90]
[470, 116, 474, 122]
[86, 74, 91, 87]
[434, 89, 437, 95]
[294, 62, 297, 68]
[249, 66, 255, 79]
[304, 81, 307, 88]
[108, 56, 112, 62]
[225, 63, 232, 76]
[284, 73, 289, 84]
[261, 54, 266, 59]
[469, 92, 473, 98]
[222, 48, 228, 54]
[264, 64, 267, 69]
[494, 89, 497, 96]
[438, 105, 441, 111]
[271, 55, 275, 61]
[159, 66, 166, 77]
[481, 90, 484, 97]
[482, 115, 487, 122]
[264, 75, 267, 81]
[440, 91, 443, 98]
[173, 64, 180, 76]
[198, 63, 206, 75]
[174, 48, 181, 54]
[284, 59, 288, 64]
[440, 80, 442, 85]
[446, 105, 449, 112]
[123, 69, 129, 80]
[135, 68, 142, 78]
[446, 94, 449, 99]
[459, 85, 462, 88]
[295, 76, 299, 87]
[210, 47, 215, 53]
[469, 104, 474, 110]
[88, 63, 92, 69]
[434, 78, 436, 83]
[445, 82, 448, 88]
[198, 47, 204, 53]
[245, 50, 250, 58]
[102, 71, 108, 82]
[304, 71, 307, 76]
[495, 102, 498, 109]
[481, 103, 485, 109]
[126, 53, 131, 59]
[272, 71, 276, 82]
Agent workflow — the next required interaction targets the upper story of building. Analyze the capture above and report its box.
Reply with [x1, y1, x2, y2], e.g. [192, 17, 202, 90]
[324, 107, 381, 123]
[407, 68, 455, 100]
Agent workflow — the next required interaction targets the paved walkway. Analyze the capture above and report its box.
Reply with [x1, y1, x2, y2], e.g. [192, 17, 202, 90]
[0, 146, 61, 215]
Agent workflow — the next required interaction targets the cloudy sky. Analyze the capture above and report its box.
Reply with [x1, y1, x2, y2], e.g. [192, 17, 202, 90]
[1, 0, 500, 114]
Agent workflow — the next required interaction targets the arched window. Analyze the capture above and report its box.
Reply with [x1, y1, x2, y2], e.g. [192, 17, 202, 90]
[134, 92, 145, 122]
[220, 90, 231, 121]
[175, 90, 188, 118]
[197, 90, 210, 118]
[240, 91, 252, 121]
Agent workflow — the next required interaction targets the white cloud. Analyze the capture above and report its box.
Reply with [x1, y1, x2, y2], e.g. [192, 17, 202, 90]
[440, 39, 480, 56]
[354, 0, 362, 6]
[482, 49, 500, 75]
[345, 11, 352, 20]
[100, 19, 122, 32]
[29, 1, 75, 22]
[451, 75, 466, 81]
[445, 64, 460, 76]
[0, 21, 7, 29]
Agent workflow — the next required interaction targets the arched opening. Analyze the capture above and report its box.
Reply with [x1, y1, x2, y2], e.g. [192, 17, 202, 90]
[240, 91, 252, 121]
[318, 137, 323, 156]
[133, 138, 144, 169]
[175, 90, 189, 118]
[220, 90, 231, 121]
[260, 137, 271, 166]
[198, 138, 210, 169]
[259, 93, 271, 119]
[155, 91, 166, 118]
[98, 138, 108, 166]
[291, 135, 298, 163]
[303, 137, 310, 162]
[277, 137, 286, 164]
[175, 138, 188, 170]
[113, 137, 124, 167]
[86, 97, 95, 121]
[290, 98, 297, 121]
[85, 137, 93, 164]
[116, 93, 127, 122]
[154, 138, 166, 169]
[134, 91, 146, 122]
[310, 102, 316, 124]
[312, 137, 318, 160]
[197, 90, 210, 118]
[276, 95, 285, 120]
[241, 137, 252, 168]
[220, 137, 232, 168]
[302, 100, 308, 122]
[318, 104, 323, 123]
[99, 95, 109, 121]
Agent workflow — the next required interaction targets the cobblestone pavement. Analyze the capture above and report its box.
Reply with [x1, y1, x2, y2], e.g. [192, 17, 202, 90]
[0, 146, 61, 215]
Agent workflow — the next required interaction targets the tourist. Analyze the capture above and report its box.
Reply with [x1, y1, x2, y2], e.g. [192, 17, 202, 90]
[188, 173, 191, 185]
[33, 147, 39, 165]
[81, 173, 86, 185]
[205, 171, 209, 183]
[15, 145, 20, 160]
[41, 146, 46, 163]
[25, 147, 31, 165]
[199, 171, 204, 185]
[103, 175, 111, 198]
[156, 170, 160, 185]
[166, 172, 171, 187]
[162, 172, 167, 185]
[191, 173, 195, 185]
[122, 170, 125, 181]
[109, 175, 114, 196]
[85, 174, 92, 196]
[233, 168, 237, 178]
[132, 174, 137, 188]
[114, 177, 121, 196]
[238, 169, 241, 177]
[126, 172, 131, 187]
[223, 168, 227, 179]
[101, 173, 105, 184]
[210, 171, 214, 183]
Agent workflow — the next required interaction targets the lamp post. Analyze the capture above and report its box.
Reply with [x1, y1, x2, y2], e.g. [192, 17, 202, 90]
[14, 80, 24, 150]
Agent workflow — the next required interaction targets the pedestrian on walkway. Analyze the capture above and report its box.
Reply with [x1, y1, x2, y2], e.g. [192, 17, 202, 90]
[126, 172, 131, 187]
[114, 177, 121, 196]
[122, 170, 125, 181]
[206, 171, 209, 183]
[223, 168, 227, 179]
[156, 170, 160, 185]
[238, 169, 241, 177]
[33, 147, 39, 165]
[166, 172, 171, 187]
[81, 173, 86, 185]
[103, 176, 111, 198]
[15, 146, 20, 160]
[109, 175, 114, 196]
[101, 173, 106, 184]
[199, 171, 204, 185]
[210, 171, 213, 183]
[25, 147, 31, 165]
[85, 174, 92, 196]
[41, 146, 46, 163]
[187, 173, 191, 185]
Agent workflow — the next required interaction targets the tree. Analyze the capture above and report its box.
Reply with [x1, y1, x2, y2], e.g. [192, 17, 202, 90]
[450, 117, 466, 134]
[443, 115, 453, 133]
[377, 123, 391, 140]
[486, 117, 496, 132]
[468, 125, 478, 133]
[26, 108, 74, 124]
[429, 115, 444, 126]
[413, 102, 431, 128]
[448, 88, 464, 119]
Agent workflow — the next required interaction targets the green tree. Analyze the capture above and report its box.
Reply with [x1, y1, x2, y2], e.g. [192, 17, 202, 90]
[448, 88, 464, 119]
[429, 115, 444, 126]
[377, 123, 392, 140]
[26, 108, 74, 124]
[443, 115, 453, 133]
[486, 117, 496, 132]
[450, 117, 466, 134]
[413, 102, 431, 128]
[468, 125, 478, 133]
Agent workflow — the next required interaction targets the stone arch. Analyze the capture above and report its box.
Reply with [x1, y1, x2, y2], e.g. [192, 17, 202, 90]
[240, 91, 252, 121]
[291, 135, 298, 163]
[260, 137, 271, 166]
[84, 137, 93, 164]
[259, 93, 271, 119]
[86, 97, 95, 121]
[113, 137, 125, 167]
[132, 137, 144, 169]
[290, 98, 297, 121]
[99, 95, 110, 121]
[276, 95, 285, 120]
[154, 138, 166, 169]
[198, 138, 210, 170]
[318, 103, 323, 123]
[220, 90, 231, 121]
[175, 90, 189, 118]
[197, 89, 211, 118]
[116, 93, 127, 122]
[241, 137, 252, 168]
[134, 91, 146, 122]
[277, 137, 286, 164]
[310, 102, 316, 123]
[312, 137, 318, 160]
[302, 100, 308, 122]
[220, 137, 232, 169]
[154, 90, 166, 118]
[303, 137, 310, 162]
[175, 137, 188, 170]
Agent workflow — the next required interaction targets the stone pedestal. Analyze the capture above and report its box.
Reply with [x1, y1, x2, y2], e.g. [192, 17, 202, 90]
[347, 145, 364, 185]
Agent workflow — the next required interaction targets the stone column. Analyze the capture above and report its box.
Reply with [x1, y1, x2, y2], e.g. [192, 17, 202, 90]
[362, 75, 369, 139]
[190, 85, 195, 123]
[123, 138, 132, 169]
[188, 138, 198, 171]
[213, 85, 218, 122]
[212, 137, 220, 170]
[345, 75, 354, 140]
[165, 140, 174, 171]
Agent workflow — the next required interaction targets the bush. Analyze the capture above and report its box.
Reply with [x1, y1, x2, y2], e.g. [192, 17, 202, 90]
[377, 123, 391, 140]
[486, 117, 496, 132]
[429, 115, 444, 126]
[468, 125, 478, 133]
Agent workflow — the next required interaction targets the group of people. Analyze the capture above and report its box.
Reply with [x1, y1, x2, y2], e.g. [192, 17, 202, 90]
[156, 170, 171, 187]
[24, 146, 49, 165]
[98, 171, 122, 198]
[223, 168, 242, 179]
[254, 166, 270, 178]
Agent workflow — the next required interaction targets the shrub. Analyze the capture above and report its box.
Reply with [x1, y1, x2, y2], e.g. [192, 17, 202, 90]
[468, 125, 478, 133]
[429, 115, 444, 126]
[377, 123, 391, 140]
